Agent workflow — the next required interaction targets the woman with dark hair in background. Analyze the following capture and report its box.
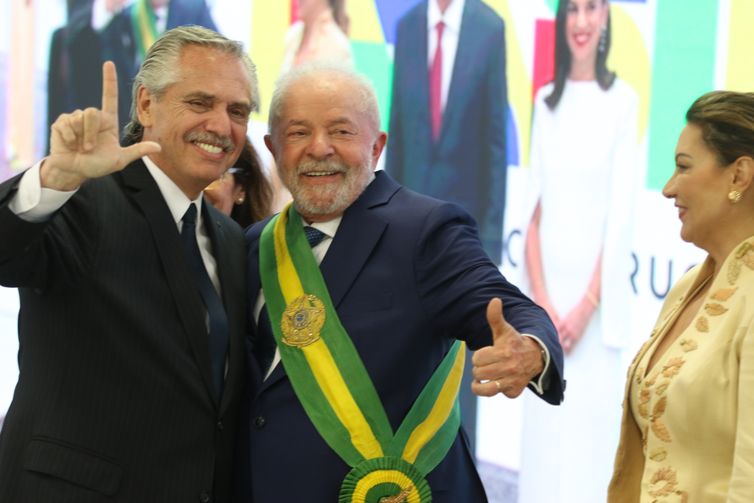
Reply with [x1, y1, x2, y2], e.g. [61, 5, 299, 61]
[520, 0, 640, 501]
[609, 91, 754, 502]
[205, 138, 273, 228]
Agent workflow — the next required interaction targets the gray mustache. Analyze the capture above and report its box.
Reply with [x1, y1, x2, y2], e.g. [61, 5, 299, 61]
[185, 131, 235, 153]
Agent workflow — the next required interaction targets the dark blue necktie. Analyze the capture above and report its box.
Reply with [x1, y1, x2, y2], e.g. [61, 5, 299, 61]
[180, 203, 229, 400]
[254, 226, 327, 375]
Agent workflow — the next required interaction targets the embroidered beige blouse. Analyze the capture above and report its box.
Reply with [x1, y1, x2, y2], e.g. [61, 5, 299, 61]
[608, 237, 754, 502]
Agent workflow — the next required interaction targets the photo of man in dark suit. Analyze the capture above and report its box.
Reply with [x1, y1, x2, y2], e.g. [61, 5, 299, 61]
[0, 26, 256, 502]
[235, 63, 562, 502]
[387, 0, 508, 265]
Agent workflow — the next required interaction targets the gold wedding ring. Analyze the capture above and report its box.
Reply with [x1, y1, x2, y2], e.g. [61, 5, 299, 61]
[494, 380, 501, 391]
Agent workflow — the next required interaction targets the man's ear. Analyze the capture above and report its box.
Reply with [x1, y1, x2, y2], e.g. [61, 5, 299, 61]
[371, 132, 388, 166]
[135, 86, 154, 128]
[264, 134, 276, 158]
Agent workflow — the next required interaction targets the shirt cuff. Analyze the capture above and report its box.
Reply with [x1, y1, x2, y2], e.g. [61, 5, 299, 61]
[521, 333, 551, 395]
[9, 161, 78, 222]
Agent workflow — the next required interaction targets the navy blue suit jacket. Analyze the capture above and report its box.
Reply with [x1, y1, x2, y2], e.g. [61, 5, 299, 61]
[237, 172, 563, 502]
[387, 0, 508, 264]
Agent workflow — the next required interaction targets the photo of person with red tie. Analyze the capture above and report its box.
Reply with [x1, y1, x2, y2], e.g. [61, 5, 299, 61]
[386, 0, 508, 267]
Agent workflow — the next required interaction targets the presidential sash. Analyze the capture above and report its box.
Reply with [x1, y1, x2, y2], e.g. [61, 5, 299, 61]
[131, 0, 160, 61]
[259, 205, 466, 503]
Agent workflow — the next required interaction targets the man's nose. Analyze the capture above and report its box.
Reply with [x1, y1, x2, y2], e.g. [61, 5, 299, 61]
[306, 131, 335, 159]
[205, 107, 232, 136]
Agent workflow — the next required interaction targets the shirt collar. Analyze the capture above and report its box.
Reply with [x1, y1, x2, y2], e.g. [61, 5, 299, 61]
[302, 215, 342, 240]
[428, 0, 465, 33]
[142, 155, 204, 227]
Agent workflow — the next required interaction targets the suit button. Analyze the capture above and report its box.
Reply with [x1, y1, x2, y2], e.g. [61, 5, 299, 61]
[199, 491, 211, 503]
[254, 416, 266, 429]
[216, 420, 224, 431]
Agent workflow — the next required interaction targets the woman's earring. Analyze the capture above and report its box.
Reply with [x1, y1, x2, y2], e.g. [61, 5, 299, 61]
[235, 196, 246, 205]
[728, 190, 743, 203]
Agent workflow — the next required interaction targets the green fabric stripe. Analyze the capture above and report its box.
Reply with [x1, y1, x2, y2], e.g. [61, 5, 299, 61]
[411, 400, 461, 475]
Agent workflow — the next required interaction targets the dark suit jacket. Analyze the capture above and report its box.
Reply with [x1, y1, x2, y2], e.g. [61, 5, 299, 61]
[0, 160, 246, 502]
[100, 0, 217, 131]
[237, 171, 563, 502]
[46, 2, 103, 152]
[387, 0, 508, 264]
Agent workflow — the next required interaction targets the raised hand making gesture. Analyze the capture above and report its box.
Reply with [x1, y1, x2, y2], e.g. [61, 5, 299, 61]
[41, 61, 161, 191]
[471, 297, 546, 398]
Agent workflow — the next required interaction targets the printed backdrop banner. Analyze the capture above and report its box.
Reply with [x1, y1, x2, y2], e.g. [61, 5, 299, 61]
[0, 1, 745, 501]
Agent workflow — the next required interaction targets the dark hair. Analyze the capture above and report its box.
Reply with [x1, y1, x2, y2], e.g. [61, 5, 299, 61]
[230, 139, 274, 228]
[328, 0, 350, 34]
[686, 90, 754, 166]
[545, 0, 616, 110]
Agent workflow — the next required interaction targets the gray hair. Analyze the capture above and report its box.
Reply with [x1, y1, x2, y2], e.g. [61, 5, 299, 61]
[122, 25, 259, 145]
[267, 62, 381, 143]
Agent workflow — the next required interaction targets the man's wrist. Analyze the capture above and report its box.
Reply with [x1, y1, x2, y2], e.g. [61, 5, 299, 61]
[40, 159, 86, 191]
[521, 334, 551, 394]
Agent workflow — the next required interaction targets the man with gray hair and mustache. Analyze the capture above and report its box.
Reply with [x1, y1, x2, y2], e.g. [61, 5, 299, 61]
[237, 63, 564, 502]
[0, 26, 256, 502]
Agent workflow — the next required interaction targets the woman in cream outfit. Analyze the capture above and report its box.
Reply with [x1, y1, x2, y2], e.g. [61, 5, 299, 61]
[609, 91, 754, 502]
[519, 0, 639, 500]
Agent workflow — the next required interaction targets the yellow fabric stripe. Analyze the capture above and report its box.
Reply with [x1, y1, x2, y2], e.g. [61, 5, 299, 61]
[273, 210, 304, 302]
[272, 208, 383, 459]
[351, 470, 420, 503]
[401, 343, 466, 463]
[302, 341, 384, 459]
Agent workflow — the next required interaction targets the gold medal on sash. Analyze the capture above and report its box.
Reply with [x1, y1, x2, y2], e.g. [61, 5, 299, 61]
[281, 294, 325, 347]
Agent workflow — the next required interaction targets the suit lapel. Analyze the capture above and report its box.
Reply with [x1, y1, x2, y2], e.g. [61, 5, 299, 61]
[324, 172, 400, 308]
[319, 207, 387, 309]
[119, 162, 217, 405]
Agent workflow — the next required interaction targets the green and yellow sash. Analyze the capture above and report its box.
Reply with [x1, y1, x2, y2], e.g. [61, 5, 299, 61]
[130, 0, 160, 61]
[259, 205, 466, 503]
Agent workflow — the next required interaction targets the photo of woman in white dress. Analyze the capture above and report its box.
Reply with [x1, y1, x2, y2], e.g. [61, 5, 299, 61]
[519, 0, 640, 501]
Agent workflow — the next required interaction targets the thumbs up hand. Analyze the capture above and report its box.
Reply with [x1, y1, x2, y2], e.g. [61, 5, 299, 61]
[471, 298, 545, 398]
[41, 61, 161, 191]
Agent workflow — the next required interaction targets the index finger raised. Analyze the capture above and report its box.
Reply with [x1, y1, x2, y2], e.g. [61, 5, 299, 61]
[101, 61, 119, 117]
